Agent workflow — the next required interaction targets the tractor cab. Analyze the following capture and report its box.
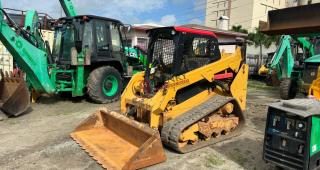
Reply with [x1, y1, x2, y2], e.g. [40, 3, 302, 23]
[52, 15, 126, 67]
[144, 26, 221, 94]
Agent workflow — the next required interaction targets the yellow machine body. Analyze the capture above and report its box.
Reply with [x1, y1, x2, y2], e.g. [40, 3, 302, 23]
[72, 27, 249, 169]
[258, 64, 269, 76]
[309, 66, 320, 99]
[121, 47, 248, 129]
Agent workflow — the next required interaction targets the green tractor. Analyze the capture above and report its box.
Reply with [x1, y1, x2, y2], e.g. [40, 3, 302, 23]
[51, 15, 145, 103]
[0, 1, 146, 116]
[263, 34, 320, 100]
[260, 2, 320, 100]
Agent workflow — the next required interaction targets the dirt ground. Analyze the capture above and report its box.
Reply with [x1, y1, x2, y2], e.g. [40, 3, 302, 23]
[0, 80, 289, 170]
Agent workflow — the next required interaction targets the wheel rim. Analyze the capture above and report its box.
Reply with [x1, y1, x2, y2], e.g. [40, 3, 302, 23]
[102, 75, 118, 97]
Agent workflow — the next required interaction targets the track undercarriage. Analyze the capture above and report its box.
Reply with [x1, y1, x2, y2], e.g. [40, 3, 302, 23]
[161, 95, 245, 153]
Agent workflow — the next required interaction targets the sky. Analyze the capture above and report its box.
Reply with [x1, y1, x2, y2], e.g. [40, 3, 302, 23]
[2, 0, 207, 26]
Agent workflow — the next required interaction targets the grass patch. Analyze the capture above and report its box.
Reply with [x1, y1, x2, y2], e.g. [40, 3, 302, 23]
[205, 154, 225, 168]
[4, 119, 18, 125]
[248, 80, 278, 90]
[229, 149, 248, 166]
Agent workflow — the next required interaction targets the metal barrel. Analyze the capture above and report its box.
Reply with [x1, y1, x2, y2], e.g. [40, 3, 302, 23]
[71, 108, 166, 170]
[0, 70, 30, 116]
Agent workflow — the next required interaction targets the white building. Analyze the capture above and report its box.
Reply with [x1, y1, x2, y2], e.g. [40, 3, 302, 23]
[125, 24, 163, 51]
[205, 0, 291, 31]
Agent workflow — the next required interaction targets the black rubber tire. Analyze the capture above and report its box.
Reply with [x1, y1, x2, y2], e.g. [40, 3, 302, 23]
[265, 74, 274, 86]
[87, 66, 122, 104]
[279, 78, 297, 100]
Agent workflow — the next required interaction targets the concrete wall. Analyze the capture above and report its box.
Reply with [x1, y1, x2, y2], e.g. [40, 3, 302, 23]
[125, 29, 149, 50]
[205, 0, 230, 28]
[0, 30, 54, 73]
[0, 42, 13, 74]
[250, 0, 286, 30]
[205, 0, 288, 31]
[229, 0, 255, 31]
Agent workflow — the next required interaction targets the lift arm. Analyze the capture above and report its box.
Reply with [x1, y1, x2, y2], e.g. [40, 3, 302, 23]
[0, 1, 55, 94]
[269, 35, 295, 79]
[23, 10, 46, 51]
[59, 0, 77, 17]
[293, 36, 315, 57]
[268, 34, 317, 79]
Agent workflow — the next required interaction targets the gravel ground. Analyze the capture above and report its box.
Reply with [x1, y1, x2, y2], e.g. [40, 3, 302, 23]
[0, 80, 286, 170]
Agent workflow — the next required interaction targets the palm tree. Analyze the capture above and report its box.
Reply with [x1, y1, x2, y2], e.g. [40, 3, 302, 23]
[248, 27, 274, 58]
[248, 27, 279, 66]
[231, 25, 248, 34]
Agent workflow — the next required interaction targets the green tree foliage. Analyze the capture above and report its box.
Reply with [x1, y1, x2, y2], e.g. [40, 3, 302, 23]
[231, 25, 279, 57]
[248, 27, 274, 49]
[231, 25, 248, 34]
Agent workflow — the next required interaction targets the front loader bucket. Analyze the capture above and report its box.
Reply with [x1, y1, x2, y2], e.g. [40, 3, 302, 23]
[0, 71, 30, 116]
[71, 108, 166, 170]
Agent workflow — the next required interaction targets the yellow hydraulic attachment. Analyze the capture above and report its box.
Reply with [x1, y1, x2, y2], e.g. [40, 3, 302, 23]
[71, 27, 249, 169]
[309, 66, 320, 99]
[258, 64, 269, 76]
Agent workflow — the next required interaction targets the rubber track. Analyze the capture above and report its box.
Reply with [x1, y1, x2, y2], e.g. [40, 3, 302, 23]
[161, 95, 245, 153]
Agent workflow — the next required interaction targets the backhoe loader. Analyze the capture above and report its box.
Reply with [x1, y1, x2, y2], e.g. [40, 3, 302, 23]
[259, 34, 320, 100]
[0, 7, 45, 116]
[0, 0, 148, 116]
[71, 26, 249, 169]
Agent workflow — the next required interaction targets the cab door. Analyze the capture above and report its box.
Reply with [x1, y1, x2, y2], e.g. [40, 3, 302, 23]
[95, 20, 112, 59]
[109, 23, 125, 63]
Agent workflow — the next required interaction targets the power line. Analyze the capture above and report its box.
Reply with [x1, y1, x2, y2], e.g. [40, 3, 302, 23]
[151, 0, 219, 19]
[232, 14, 268, 29]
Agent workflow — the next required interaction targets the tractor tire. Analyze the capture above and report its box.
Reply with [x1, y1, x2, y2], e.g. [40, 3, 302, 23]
[87, 66, 123, 104]
[279, 78, 297, 100]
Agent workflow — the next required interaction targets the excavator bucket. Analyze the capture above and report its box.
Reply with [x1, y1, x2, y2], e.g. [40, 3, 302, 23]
[71, 108, 166, 170]
[0, 70, 30, 116]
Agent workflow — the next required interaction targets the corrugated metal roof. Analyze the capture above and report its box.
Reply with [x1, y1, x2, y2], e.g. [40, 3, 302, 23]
[182, 24, 248, 38]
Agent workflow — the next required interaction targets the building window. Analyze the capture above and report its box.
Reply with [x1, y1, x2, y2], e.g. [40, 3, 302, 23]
[215, 11, 218, 17]
[137, 37, 148, 51]
[124, 39, 132, 47]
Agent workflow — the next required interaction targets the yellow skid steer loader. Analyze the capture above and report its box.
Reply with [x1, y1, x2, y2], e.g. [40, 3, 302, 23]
[72, 27, 249, 169]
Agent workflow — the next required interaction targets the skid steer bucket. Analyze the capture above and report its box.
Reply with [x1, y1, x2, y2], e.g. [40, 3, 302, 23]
[71, 108, 166, 170]
[0, 70, 30, 116]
